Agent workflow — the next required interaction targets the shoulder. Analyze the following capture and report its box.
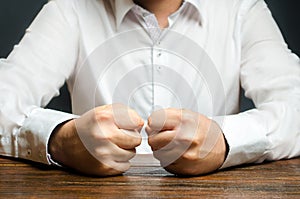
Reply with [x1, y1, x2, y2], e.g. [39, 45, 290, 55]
[47, 0, 112, 9]
[202, 0, 265, 23]
[203, 0, 263, 14]
[47, 0, 113, 15]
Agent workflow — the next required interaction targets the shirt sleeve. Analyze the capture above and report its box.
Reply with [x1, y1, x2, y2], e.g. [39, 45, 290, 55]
[0, 0, 79, 164]
[220, 0, 300, 168]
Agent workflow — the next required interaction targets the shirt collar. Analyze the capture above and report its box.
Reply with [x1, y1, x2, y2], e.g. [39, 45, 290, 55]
[112, 0, 203, 28]
[185, 0, 201, 13]
[111, 0, 136, 28]
[184, 0, 204, 25]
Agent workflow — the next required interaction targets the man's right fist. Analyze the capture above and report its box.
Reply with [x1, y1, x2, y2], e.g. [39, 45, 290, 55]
[48, 104, 144, 176]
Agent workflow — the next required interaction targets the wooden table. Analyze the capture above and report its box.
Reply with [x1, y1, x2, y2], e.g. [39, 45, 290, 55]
[0, 157, 299, 198]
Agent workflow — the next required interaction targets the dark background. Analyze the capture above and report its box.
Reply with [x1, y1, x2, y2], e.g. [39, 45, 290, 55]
[0, 0, 299, 113]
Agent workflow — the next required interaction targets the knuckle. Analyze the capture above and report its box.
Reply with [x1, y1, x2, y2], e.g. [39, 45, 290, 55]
[137, 118, 145, 128]
[182, 111, 199, 124]
[130, 114, 144, 128]
[137, 135, 142, 145]
[171, 109, 182, 121]
[147, 116, 153, 127]
[91, 129, 109, 141]
[105, 133, 115, 143]
[147, 137, 156, 148]
[94, 109, 113, 122]
[183, 115, 198, 125]
[127, 149, 136, 159]
[182, 150, 199, 162]
[176, 135, 197, 146]
[132, 136, 142, 147]
[189, 137, 201, 146]
[145, 126, 153, 135]
[95, 149, 112, 159]
[121, 130, 142, 148]
[147, 137, 154, 146]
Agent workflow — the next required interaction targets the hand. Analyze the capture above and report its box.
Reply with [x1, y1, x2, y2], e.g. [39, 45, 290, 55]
[146, 108, 227, 176]
[48, 104, 144, 176]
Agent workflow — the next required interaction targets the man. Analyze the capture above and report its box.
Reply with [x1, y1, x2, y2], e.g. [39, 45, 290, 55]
[0, 0, 299, 176]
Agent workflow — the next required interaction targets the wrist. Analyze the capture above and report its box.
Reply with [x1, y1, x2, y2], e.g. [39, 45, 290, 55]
[48, 119, 76, 165]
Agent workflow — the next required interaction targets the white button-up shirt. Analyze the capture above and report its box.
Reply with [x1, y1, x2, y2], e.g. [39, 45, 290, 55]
[0, 0, 299, 169]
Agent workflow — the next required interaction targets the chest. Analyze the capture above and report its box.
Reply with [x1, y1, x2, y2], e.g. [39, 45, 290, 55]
[69, 2, 242, 117]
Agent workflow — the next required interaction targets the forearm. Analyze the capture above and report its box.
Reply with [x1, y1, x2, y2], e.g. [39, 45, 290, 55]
[220, 0, 300, 169]
[0, 0, 79, 163]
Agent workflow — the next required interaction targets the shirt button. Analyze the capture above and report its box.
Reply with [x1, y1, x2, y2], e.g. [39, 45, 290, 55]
[27, 149, 32, 157]
[157, 53, 162, 57]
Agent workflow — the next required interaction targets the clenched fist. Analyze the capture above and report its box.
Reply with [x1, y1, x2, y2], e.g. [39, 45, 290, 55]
[49, 104, 144, 176]
[146, 108, 227, 176]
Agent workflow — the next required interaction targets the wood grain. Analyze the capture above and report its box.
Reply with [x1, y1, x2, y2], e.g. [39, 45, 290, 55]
[0, 157, 299, 198]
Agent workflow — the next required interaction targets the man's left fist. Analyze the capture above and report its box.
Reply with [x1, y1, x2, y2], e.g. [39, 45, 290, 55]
[146, 108, 227, 176]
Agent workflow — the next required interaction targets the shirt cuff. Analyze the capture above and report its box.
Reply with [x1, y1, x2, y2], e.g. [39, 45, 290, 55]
[18, 108, 78, 165]
[214, 114, 270, 169]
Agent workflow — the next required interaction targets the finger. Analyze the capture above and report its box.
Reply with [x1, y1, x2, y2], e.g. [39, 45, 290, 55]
[147, 108, 182, 134]
[111, 103, 144, 130]
[108, 142, 137, 162]
[114, 149, 136, 162]
[145, 125, 158, 136]
[94, 142, 136, 162]
[99, 160, 131, 174]
[89, 123, 142, 150]
[111, 128, 142, 150]
[153, 148, 185, 168]
[148, 130, 176, 151]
